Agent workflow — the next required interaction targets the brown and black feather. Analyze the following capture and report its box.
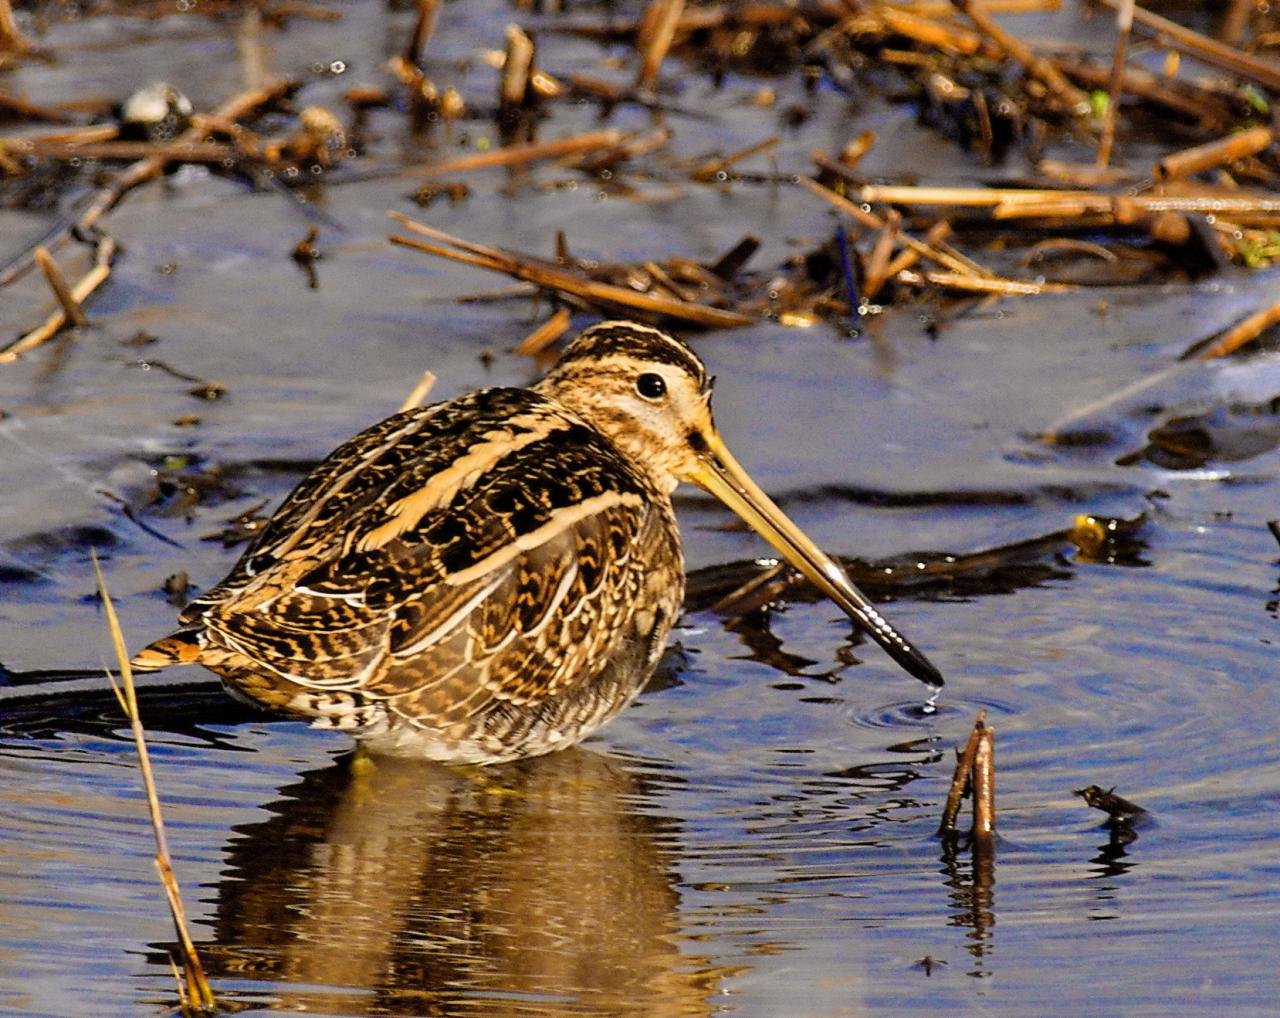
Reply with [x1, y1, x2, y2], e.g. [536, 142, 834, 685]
[136, 384, 684, 763]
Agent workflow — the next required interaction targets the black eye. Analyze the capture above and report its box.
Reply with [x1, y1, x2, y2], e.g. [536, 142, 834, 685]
[636, 372, 667, 399]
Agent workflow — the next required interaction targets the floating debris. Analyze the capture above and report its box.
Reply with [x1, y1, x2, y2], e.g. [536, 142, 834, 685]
[1075, 784, 1150, 825]
[188, 382, 227, 401]
[201, 499, 271, 549]
[291, 226, 322, 290]
[162, 571, 192, 606]
[118, 82, 192, 142]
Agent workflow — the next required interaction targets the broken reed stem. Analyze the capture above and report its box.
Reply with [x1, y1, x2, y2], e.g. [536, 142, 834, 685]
[387, 211, 754, 327]
[954, 0, 1090, 113]
[1191, 294, 1280, 360]
[892, 0, 1061, 14]
[0, 0, 31, 52]
[91, 552, 215, 1012]
[1096, 0, 1134, 169]
[839, 133, 877, 170]
[1052, 54, 1228, 128]
[237, 4, 267, 92]
[859, 182, 1280, 218]
[797, 176, 993, 279]
[406, 0, 441, 64]
[1221, 0, 1251, 45]
[881, 220, 950, 280]
[691, 135, 779, 181]
[18, 139, 232, 162]
[501, 23, 535, 106]
[972, 724, 996, 840]
[898, 268, 1069, 294]
[389, 231, 752, 327]
[572, 125, 670, 171]
[939, 709, 986, 836]
[862, 210, 901, 300]
[877, 6, 984, 57]
[1156, 125, 1274, 182]
[398, 370, 437, 411]
[1097, 0, 1280, 94]
[515, 307, 572, 355]
[33, 246, 88, 326]
[637, 0, 684, 90]
[2, 234, 116, 362]
[417, 128, 625, 177]
[1038, 360, 1186, 443]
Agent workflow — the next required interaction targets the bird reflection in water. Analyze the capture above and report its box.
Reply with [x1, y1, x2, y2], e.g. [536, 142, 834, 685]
[203, 748, 720, 1016]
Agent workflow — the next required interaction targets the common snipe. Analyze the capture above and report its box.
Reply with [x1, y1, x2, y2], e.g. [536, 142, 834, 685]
[133, 321, 942, 763]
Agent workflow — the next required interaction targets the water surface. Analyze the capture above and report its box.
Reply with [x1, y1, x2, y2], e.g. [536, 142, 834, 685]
[2, 2, 1280, 1014]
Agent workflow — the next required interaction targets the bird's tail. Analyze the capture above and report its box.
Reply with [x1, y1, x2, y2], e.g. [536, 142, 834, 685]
[130, 627, 206, 672]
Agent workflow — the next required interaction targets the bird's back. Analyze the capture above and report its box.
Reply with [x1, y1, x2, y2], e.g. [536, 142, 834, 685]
[134, 387, 684, 762]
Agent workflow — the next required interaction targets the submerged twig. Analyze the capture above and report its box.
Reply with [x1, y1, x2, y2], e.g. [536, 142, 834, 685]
[91, 552, 215, 1013]
[500, 23, 535, 109]
[1188, 294, 1280, 360]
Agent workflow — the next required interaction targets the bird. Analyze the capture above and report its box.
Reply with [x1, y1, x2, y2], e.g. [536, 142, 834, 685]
[132, 320, 943, 764]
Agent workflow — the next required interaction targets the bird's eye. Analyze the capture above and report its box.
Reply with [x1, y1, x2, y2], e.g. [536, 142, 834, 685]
[636, 372, 667, 400]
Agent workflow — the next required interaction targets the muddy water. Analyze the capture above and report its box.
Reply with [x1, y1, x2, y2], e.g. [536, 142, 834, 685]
[3, 2, 1280, 1015]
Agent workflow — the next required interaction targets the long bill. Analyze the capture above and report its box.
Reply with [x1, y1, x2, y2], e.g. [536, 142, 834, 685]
[688, 430, 944, 688]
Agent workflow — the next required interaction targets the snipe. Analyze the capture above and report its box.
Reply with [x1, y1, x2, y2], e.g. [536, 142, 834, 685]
[133, 321, 942, 763]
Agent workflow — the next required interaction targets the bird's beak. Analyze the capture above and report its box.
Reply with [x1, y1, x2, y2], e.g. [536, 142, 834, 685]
[687, 428, 944, 687]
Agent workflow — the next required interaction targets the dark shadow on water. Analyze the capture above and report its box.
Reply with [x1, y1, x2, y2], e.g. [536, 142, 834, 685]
[0, 670, 262, 748]
[193, 748, 721, 1016]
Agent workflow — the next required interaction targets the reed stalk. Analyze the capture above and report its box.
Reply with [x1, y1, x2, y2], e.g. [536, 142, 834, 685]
[91, 551, 216, 1013]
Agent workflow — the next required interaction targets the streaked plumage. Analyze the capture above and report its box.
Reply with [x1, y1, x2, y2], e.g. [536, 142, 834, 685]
[133, 321, 942, 763]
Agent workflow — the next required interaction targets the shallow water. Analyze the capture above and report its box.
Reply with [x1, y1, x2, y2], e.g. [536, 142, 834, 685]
[3, 2, 1280, 1015]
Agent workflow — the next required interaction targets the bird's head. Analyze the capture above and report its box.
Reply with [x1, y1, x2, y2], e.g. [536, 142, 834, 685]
[538, 320, 943, 688]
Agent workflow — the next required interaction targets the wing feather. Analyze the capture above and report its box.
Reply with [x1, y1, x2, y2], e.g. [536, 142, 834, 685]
[194, 387, 681, 722]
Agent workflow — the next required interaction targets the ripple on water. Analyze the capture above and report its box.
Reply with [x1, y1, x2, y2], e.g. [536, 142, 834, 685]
[845, 690, 1019, 732]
